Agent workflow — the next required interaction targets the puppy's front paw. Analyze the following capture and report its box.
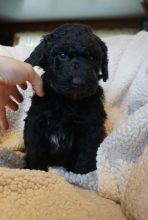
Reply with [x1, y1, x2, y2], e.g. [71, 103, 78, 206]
[25, 155, 48, 171]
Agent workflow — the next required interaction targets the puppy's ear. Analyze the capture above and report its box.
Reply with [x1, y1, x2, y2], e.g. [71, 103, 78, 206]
[99, 39, 108, 82]
[25, 34, 52, 69]
[95, 36, 109, 82]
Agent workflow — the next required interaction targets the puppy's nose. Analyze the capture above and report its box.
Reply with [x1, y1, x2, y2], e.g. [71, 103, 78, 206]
[72, 77, 84, 87]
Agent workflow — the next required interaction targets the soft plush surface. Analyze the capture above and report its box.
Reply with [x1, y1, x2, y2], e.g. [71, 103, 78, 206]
[0, 168, 126, 220]
[0, 31, 148, 220]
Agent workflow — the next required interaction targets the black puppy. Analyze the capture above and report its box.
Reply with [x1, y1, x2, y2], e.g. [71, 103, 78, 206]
[24, 24, 108, 174]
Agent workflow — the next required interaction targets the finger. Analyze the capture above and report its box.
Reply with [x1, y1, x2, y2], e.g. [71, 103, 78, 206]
[28, 72, 44, 97]
[6, 98, 19, 111]
[19, 83, 28, 90]
[11, 88, 23, 103]
[0, 108, 9, 130]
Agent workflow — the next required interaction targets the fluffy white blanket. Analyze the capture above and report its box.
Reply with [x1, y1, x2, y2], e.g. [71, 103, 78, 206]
[0, 31, 148, 220]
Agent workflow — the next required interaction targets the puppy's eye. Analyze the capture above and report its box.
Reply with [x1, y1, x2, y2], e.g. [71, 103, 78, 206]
[57, 53, 69, 61]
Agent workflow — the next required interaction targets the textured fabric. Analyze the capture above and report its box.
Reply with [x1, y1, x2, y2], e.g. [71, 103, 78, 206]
[0, 168, 127, 220]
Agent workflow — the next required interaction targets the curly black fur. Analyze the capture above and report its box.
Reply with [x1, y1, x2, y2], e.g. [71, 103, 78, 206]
[24, 23, 108, 174]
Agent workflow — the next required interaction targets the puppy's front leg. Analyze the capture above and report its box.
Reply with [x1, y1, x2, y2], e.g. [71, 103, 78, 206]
[73, 129, 105, 174]
[25, 142, 48, 171]
[24, 113, 51, 171]
[73, 150, 97, 174]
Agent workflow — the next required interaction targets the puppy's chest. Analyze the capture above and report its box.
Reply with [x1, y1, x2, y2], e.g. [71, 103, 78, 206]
[32, 95, 98, 150]
[48, 127, 73, 154]
[45, 107, 78, 152]
[46, 108, 93, 154]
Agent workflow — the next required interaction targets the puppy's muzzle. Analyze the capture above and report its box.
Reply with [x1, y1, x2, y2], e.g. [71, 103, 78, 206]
[72, 77, 85, 88]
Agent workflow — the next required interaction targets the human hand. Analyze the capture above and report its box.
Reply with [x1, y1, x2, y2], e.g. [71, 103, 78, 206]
[0, 56, 44, 130]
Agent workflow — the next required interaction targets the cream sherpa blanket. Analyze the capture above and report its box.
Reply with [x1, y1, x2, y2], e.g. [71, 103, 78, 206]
[0, 31, 148, 220]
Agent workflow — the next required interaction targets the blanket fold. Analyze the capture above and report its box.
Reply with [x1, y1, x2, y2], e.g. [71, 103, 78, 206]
[97, 103, 148, 219]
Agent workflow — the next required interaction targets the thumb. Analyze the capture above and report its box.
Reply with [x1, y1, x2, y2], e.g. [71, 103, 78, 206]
[28, 70, 44, 97]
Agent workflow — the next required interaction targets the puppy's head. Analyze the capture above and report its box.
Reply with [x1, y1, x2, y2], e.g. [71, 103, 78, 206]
[26, 24, 108, 99]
